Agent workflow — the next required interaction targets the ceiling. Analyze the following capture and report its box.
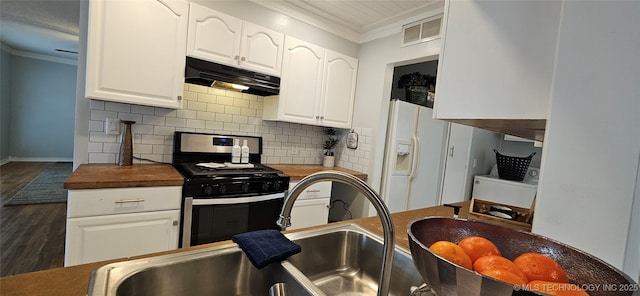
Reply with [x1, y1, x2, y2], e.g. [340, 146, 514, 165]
[0, 0, 440, 61]
[0, 0, 80, 61]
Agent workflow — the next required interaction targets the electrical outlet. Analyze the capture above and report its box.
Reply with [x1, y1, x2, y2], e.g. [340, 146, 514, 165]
[105, 118, 119, 135]
[291, 144, 299, 156]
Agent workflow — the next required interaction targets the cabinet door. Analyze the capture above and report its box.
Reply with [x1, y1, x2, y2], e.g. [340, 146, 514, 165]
[289, 198, 330, 230]
[276, 36, 325, 125]
[434, 0, 561, 120]
[186, 3, 242, 67]
[239, 21, 284, 76]
[64, 210, 180, 266]
[320, 50, 358, 129]
[86, 0, 188, 109]
[439, 123, 473, 205]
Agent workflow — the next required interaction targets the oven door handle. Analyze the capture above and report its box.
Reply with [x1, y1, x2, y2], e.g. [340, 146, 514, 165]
[190, 193, 284, 205]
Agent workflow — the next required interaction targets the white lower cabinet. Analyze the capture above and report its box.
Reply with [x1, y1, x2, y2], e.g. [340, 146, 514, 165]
[65, 210, 179, 266]
[64, 186, 181, 266]
[288, 181, 332, 230]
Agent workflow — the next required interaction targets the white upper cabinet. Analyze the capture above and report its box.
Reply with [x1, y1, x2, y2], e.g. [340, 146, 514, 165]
[85, 0, 188, 109]
[239, 22, 285, 76]
[263, 36, 358, 129]
[187, 3, 242, 67]
[433, 0, 561, 120]
[320, 51, 358, 128]
[265, 36, 325, 126]
[187, 3, 284, 76]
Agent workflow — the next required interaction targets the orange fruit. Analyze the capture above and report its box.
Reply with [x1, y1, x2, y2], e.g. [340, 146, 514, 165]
[429, 241, 473, 269]
[458, 236, 501, 263]
[526, 280, 589, 296]
[473, 255, 528, 283]
[480, 269, 528, 286]
[513, 253, 569, 283]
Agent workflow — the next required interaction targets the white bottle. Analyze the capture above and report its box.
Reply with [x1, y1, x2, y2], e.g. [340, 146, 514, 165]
[231, 138, 241, 163]
[241, 139, 250, 163]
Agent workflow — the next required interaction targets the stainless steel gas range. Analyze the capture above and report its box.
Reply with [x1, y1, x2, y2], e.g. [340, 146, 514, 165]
[172, 132, 290, 247]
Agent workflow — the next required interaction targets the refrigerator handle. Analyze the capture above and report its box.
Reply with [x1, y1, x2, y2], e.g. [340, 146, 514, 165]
[409, 135, 420, 181]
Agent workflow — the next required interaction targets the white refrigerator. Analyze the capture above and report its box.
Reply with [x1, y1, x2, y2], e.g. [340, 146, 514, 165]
[380, 99, 449, 213]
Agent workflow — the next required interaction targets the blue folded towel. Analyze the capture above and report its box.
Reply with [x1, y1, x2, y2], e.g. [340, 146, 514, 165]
[232, 229, 302, 269]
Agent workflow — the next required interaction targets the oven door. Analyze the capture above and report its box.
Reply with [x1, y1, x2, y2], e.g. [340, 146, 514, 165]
[181, 193, 284, 247]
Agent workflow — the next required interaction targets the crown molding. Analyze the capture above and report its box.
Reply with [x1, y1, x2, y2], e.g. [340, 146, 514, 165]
[252, 0, 444, 44]
[251, 0, 362, 43]
[1, 42, 77, 66]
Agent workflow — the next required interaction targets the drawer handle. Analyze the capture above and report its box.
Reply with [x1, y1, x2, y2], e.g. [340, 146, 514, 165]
[114, 199, 145, 204]
[306, 190, 321, 193]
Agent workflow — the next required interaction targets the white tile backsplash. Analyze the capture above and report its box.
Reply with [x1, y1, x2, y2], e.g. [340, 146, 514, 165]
[86, 84, 370, 173]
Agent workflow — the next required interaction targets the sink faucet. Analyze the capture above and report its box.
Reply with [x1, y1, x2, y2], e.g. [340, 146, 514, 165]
[277, 171, 395, 296]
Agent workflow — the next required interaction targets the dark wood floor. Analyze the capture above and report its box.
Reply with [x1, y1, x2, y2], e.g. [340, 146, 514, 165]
[0, 162, 67, 277]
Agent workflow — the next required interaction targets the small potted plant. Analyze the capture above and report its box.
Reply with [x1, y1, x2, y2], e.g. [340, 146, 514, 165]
[397, 72, 436, 107]
[322, 127, 338, 167]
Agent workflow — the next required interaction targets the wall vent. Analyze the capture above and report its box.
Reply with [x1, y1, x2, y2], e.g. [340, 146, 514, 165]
[402, 15, 442, 47]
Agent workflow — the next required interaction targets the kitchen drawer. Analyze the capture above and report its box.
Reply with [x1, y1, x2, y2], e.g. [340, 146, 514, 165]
[67, 186, 181, 218]
[288, 181, 332, 200]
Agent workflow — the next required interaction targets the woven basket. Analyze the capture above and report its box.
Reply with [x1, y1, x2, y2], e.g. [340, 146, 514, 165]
[493, 149, 536, 181]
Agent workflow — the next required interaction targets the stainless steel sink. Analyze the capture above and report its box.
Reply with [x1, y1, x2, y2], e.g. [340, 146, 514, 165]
[89, 244, 320, 296]
[285, 225, 424, 296]
[89, 224, 426, 296]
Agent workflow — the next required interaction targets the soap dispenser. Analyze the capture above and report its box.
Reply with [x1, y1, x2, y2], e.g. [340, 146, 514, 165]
[241, 140, 250, 163]
[232, 139, 241, 163]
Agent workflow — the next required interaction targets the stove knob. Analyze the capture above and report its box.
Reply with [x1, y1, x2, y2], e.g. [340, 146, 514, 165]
[202, 184, 213, 195]
[219, 184, 227, 194]
[261, 182, 271, 191]
[273, 181, 282, 191]
[241, 182, 250, 193]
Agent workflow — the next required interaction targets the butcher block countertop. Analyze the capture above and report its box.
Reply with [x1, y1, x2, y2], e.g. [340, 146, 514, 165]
[267, 164, 368, 181]
[0, 204, 468, 296]
[63, 164, 184, 190]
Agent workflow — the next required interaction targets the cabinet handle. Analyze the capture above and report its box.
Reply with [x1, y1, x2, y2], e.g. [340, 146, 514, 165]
[173, 220, 179, 226]
[114, 198, 145, 204]
[306, 189, 321, 193]
[315, 116, 320, 119]
[177, 96, 182, 101]
[320, 116, 324, 120]
[234, 55, 240, 60]
[449, 146, 455, 157]
[240, 56, 246, 61]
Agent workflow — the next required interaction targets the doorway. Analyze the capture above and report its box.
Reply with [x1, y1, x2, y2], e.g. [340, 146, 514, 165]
[379, 60, 449, 213]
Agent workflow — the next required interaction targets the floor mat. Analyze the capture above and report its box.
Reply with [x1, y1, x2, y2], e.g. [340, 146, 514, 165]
[4, 162, 72, 206]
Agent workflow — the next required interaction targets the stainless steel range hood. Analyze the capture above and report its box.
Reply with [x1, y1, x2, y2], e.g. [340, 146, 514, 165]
[185, 57, 280, 96]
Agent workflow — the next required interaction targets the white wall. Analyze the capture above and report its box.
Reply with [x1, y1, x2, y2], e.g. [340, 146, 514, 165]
[535, 1, 640, 275]
[625, 155, 640, 281]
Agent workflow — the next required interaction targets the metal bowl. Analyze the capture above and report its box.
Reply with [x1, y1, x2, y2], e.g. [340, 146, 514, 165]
[408, 217, 639, 296]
